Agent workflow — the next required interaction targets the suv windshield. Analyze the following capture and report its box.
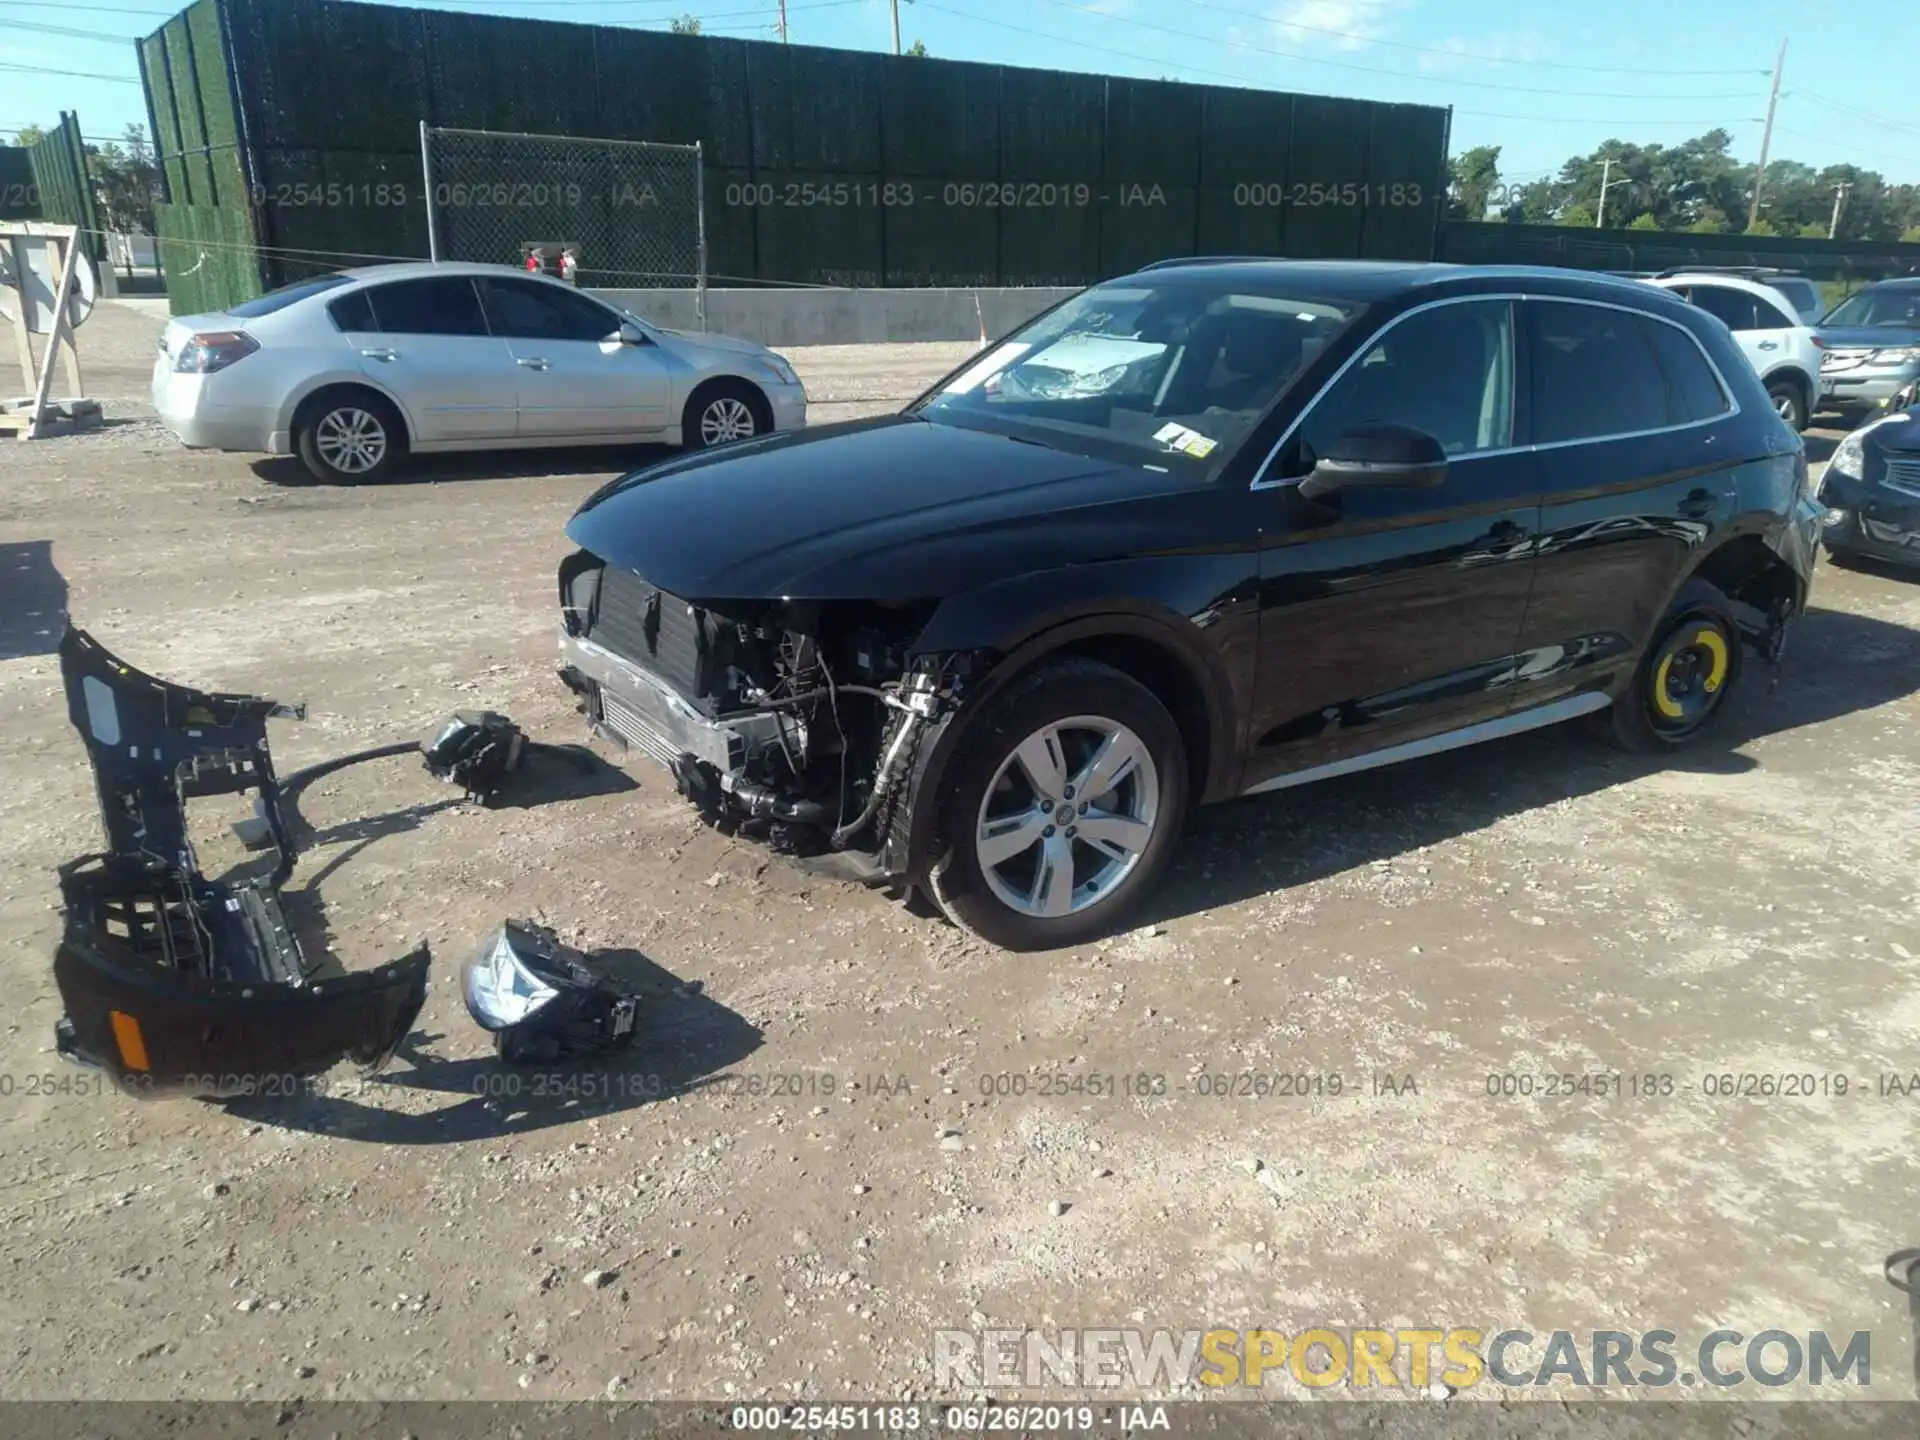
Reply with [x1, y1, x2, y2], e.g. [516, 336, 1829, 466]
[1821, 285, 1920, 329]
[913, 280, 1362, 469]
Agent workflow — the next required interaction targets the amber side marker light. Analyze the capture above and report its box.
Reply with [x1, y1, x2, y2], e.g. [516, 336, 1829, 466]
[109, 1010, 151, 1071]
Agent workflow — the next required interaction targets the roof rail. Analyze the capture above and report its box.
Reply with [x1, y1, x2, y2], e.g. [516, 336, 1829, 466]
[1133, 255, 1286, 272]
[1652, 264, 1803, 280]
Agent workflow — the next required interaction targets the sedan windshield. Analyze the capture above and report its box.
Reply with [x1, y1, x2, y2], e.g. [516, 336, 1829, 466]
[1821, 286, 1920, 328]
[913, 280, 1363, 469]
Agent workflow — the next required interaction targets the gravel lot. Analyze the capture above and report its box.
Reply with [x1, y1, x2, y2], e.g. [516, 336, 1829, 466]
[2, 300, 1918, 1406]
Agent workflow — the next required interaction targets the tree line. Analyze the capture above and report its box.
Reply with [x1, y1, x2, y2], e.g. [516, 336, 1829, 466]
[1449, 131, 1920, 242]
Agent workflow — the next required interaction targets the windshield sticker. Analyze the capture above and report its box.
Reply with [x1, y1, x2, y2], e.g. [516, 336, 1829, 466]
[1153, 421, 1219, 458]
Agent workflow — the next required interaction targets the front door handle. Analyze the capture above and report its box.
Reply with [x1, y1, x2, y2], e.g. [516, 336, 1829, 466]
[516, 357, 551, 370]
[1678, 489, 1717, 519]
[359, 348, 397, 361]
[1757, 340, 1780, 351]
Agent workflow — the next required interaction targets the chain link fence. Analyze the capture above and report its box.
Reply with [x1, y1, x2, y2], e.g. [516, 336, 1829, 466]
[420, 124, 705, 324]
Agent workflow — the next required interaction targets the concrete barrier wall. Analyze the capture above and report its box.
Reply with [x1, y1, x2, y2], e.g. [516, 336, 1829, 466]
[590, 286, 1080, 348]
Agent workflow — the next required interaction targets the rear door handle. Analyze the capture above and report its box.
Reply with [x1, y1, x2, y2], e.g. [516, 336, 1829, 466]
[1678, 489, 1717, 519]
[359, 348, 397, 361]
[1757, 340, 1779, 351]
[1483, 518, 1527, 550]
[516, 357, 551, 370]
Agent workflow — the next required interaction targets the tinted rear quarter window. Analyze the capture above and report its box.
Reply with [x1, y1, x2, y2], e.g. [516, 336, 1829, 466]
[1528, 301, 1673, 444]
[327, 289, 378, 332]
[1641, 317, 1730, 425]
[366, 277, 489, 336]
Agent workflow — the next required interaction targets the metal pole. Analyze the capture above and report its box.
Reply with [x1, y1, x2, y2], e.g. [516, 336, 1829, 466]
[1748, 37, 1786, 229]
[419, 120, 442, 262]
[1829, 181, 1851, 239]
[778, 0, 788, 42]
[694, 141, 708, 332]
[1596, 157, 1611, 228]
[890, 0, 901, 54]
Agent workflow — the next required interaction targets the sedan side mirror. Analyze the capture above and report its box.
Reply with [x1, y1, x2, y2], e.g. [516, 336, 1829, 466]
[616, 321, 649, 346]
[1298, 422, 1448, 501]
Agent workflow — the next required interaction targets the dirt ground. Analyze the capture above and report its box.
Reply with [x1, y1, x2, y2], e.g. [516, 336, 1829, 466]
[2, 300, 1918, 1407]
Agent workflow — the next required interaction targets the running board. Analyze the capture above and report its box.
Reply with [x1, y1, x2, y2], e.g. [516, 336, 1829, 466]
[1240, 692, 1614, 797]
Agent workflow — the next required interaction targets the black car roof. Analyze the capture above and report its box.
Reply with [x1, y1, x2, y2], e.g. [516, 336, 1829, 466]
[1112, 258, 1679, 309]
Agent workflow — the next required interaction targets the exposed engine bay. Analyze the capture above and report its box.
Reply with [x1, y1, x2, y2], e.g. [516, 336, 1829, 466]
[556, 550, 965, 875]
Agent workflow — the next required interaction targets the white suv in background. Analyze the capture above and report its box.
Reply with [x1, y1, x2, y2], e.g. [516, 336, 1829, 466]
[1643, 273, 1821, 430]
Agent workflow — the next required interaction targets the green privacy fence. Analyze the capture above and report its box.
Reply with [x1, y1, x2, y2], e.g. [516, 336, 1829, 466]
[139, 0, 1452, 306]
[152, 202, 262, 315]
[1440, 221, 1920, 284]
[24, 114, 106, 257]
[0, 146, 39, 220]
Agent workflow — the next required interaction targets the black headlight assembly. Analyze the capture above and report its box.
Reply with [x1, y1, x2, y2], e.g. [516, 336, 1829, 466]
[460, 920, 639, 1064]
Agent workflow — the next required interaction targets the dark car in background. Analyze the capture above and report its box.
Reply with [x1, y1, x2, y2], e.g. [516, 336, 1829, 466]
[1819, 405, 1920, 569]
[1816, 278, 1920, 423]
[555, 260, 1819, 949]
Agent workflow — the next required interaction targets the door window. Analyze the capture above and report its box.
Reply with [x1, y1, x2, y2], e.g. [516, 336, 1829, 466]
[1684, 284, 1791, 332]
[327, 288, 378, 333]
[365, 277, 490, 336]
[1527, 300, 1673, 445]
[479, 278, 622, 342]
[1293, 299, 1515, 466]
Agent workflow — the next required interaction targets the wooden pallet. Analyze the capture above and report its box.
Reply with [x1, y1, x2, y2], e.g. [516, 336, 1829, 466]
[0, 395, 103, 438]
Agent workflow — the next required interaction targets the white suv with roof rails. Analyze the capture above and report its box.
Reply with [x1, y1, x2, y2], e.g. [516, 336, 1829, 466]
[1643, 273, 1822, 430]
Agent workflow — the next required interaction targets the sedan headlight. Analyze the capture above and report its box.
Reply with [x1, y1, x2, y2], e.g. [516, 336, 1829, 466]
[172, 330, 259, 374]
[754, 357, 800, 387]
[1827, 412, 1912, 480]
[462, 924, 559, 1028]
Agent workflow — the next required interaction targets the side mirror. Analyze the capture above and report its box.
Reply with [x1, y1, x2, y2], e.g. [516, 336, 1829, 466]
[1297, 422, 1448, 501]
[616, 321, 648, 346]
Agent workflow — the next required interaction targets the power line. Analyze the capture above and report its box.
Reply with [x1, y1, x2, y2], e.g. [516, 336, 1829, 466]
[1772, 126, 1917, 169]
[5, 18, 155, 43]
[1164, 0, 1771, 77]
[1009, 0, 1765, 101]
[1791, 90, 1920, 139]
[0, 60, 141, 83]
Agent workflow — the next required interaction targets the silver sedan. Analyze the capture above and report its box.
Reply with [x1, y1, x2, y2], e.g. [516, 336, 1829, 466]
[151, 261, 807, 482]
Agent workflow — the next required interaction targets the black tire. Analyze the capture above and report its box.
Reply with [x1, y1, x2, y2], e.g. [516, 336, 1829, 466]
[681, 379, 771, 450]
[928, 657, 1190, 951]
[295, 388, 405, 483]
[1766, 377, 1807, 432]
[1594, 579, 1743, 753]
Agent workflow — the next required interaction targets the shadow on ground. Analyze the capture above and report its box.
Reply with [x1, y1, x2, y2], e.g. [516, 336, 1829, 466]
[221, 947, 763, 1145]
[1140, 602, 1920, 929]
[0, 540, 68, 661]
[250, 443, 672, 488]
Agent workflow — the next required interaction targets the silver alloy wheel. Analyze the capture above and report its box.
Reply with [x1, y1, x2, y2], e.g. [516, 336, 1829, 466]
[314, 406, 387, 474]
[700, 396, 757, 445]
[1775, 392, 1796, 421]
[974, 714, 1161, 919]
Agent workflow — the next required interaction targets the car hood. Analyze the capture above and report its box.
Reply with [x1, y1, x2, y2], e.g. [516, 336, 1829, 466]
[1874, 411, 1920, 454]
[649, 325, 774, 361]
[565, 415, 1216, 599]
[1815, 325, 1920, 349]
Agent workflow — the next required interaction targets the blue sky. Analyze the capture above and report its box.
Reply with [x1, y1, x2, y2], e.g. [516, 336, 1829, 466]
[4, 0, 1914, 185]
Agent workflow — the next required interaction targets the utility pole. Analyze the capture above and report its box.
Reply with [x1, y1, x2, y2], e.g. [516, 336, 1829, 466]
[1748, 36, 1787, 229]
[1829, 180, 1852, 239]
[890, 0, 901, 54]
[777, 0, 787, 42]
[1596, 157, 1612, 227]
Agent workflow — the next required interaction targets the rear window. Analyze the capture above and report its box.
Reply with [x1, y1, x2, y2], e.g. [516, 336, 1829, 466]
[227, 274, 353, 318]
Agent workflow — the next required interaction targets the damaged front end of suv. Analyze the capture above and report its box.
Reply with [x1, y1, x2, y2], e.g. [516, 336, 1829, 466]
[556, 545, 966, 887]
[52, 628, 429, 1096]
